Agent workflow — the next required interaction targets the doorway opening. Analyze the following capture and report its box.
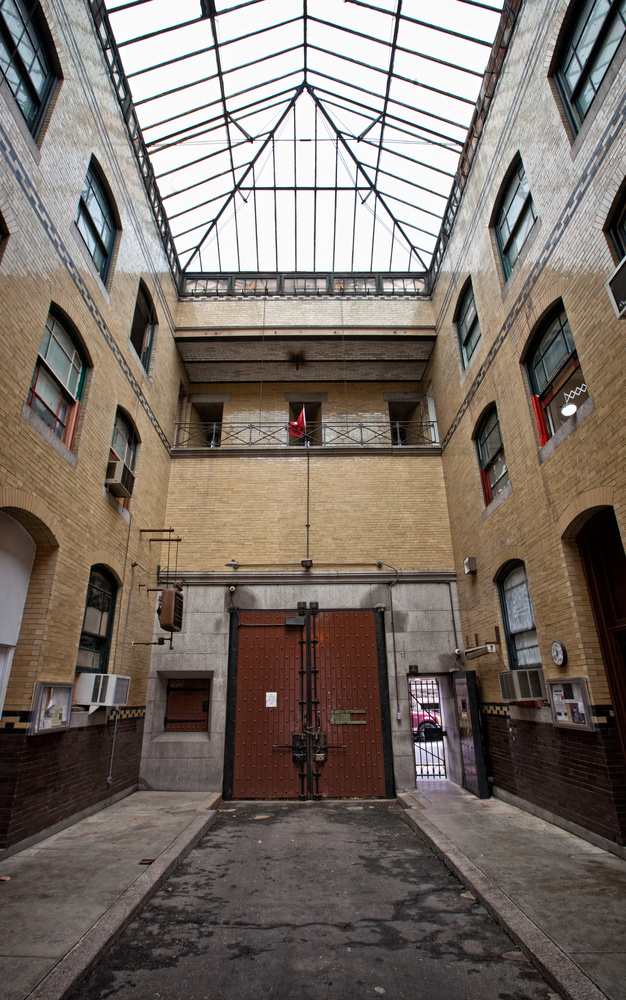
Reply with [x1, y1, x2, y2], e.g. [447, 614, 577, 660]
[409, 676, 446, 779]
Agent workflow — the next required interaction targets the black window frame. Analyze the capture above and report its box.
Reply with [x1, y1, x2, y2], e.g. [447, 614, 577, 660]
[456, 281, 482, 368]
[76, 565, 117, 674]
[498, 561, 542, 670]
[475, 407, 510, 506]
[608, 186, 626, 261]
[129, 281, 157, 373]
[110, 407, 138, 472]
[0, 0, 56, 138]
[494, 159, 537, 280]
[554, 0, 626, 134]
[76, 160, 117, 283]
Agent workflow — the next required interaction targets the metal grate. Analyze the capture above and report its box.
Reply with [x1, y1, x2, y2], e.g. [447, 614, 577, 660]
[409, 677, 446, 779]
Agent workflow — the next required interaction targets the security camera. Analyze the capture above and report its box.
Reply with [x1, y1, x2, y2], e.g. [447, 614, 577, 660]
[229, 585, 236, 593]
[454, 648, 463, 656]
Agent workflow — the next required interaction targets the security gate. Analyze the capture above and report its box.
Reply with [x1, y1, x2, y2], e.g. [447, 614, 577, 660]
[409, 677, 446, 779]
[224, 605, 394, 799]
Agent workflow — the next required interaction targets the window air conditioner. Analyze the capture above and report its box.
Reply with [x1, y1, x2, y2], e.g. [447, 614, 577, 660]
[105, 460, 135, 498]
[75, 672, 131, 714]
[606, 254, 626, 318]
[498, 667, 547, 702]
[159, 587, 183, 632]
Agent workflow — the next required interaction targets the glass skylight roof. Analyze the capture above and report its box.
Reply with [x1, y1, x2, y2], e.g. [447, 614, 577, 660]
[104, 0, 504, 274]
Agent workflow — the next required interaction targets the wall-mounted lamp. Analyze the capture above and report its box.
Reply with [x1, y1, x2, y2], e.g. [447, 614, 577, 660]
[225, 559, 240, 569]
[301, 559, 313, 569]
[463, 556, 477, 575]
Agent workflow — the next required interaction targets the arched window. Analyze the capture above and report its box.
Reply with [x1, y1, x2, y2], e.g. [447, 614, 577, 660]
[456, 281, 481, 368]
[494, 159, 537, 280]
[110, 408, 138, 471]
[607, 184, 626, 261]
[498, 562, 541, 670]
[129, 281, 156, 372]
[76, 160, 117, 283]
[76, 566, 117, 673]
[0, 0, 57, 137]
[475, 407, 509, 505]
[554, 0, 626, 133]
[526, 307, 588, 444]
[27, 310, 87, 447]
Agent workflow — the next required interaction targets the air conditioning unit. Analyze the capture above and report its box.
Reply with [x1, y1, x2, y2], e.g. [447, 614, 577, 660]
[498, 667, 547, 702]
[159, 587, 183, 632]
[105, 460, 135, 498]
[606, 254, 626, 318]
[75, 672, 131, 714]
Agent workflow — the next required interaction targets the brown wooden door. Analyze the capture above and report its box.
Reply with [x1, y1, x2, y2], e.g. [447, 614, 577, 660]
[227, 608, 392, 799]
[578, 509, 626, 760]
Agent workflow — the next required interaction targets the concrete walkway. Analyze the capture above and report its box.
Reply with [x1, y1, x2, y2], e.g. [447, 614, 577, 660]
[0, 791, 220, 1000]
[0, 784, 623, 1000]
[399, 781, 626, 1000]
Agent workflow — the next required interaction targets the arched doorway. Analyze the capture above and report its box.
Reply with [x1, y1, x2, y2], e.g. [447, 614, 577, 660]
[578, 509, 626, 759]
[0, 512, 36, 716]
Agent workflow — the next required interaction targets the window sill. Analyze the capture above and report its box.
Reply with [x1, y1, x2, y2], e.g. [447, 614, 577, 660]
[482, 480, 513, 520]
[102, 486, 132, 523]
[21, 402, 78, 468]
[151, 732, 210, 743]
[538, 395, 594, 463]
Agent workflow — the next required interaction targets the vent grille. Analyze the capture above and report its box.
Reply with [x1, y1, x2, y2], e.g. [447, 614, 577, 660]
[160, 588, 183, 632]
[498, 668, 547, 702]
[105, 460, 135, 498]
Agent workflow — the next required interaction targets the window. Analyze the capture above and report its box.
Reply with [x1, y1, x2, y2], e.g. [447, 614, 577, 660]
[498, 562, 541, 669]
[527, 307, 588, 444]
[27, 311, 86, 447]
[76, 161, 117, 283]
[608, 186, 626, 260]
[165, 679, 210, 732]
[110, 408, 138, 471]
[555, 0, 626, 133]
[495, 160, 537, 279]
[0, 0, 55, 136]
[456, 282, 481, 368]
[191, 400, 222, 447]
[288, 401, 321, 446]
[130, 282, 156, 372]
[476, 407, 509, 505]
[76, 566, 117, 673]
[388, 399, 424, 445]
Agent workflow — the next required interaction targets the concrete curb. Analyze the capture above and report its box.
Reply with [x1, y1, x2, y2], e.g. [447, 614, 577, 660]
[397, 798, 608, 1000]
[25, 796, 221, 1000]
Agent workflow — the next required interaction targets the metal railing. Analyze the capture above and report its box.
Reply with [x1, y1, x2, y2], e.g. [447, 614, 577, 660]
[174, 420, 438, 450]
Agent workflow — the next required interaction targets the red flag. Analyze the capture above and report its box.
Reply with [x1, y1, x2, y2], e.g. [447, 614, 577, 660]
[287, 406, 306, 437]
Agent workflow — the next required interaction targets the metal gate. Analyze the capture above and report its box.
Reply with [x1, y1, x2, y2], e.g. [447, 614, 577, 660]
[409, 677, 446, 779]
[453, 670, 489, 798]
[224, 605, 394, 799]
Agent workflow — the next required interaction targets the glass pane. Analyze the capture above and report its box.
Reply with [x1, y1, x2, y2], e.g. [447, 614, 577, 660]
[504, 566, 535, 633]
[83, 605, 106, 636]
[514, 628, 542, 666]
[545, 366, 588, 433]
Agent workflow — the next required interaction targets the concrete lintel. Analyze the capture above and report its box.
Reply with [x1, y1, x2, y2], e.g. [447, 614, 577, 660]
[171, 445, 443, 459]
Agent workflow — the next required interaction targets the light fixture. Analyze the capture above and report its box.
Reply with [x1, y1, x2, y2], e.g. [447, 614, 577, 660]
[225, 559, 240, 569]
[301, 558, 313, 569]
[561, 402, 577, 417]
[463, 556, 477, 575]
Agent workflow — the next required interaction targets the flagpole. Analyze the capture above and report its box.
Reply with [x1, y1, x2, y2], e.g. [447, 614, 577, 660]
[306, 441, 310, 559]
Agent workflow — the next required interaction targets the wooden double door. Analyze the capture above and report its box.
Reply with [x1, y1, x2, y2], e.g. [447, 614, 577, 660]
[224, 607, 394, 799]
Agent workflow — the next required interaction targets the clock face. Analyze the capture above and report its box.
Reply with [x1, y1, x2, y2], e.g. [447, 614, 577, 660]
[551, 641, 567, 666]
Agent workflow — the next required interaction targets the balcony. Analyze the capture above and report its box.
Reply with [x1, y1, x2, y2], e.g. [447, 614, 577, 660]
[173, 420, 440, 456]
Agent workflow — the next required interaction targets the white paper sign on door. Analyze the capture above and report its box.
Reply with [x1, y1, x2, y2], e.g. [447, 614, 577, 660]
[266, 692, 277, 708]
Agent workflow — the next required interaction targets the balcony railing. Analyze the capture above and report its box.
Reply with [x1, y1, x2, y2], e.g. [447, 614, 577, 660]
[174, 420, 438, 450]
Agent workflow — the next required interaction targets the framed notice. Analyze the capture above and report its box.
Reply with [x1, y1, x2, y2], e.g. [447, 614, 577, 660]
[547, 677, 595, 732]
[29, 682, 74, 735]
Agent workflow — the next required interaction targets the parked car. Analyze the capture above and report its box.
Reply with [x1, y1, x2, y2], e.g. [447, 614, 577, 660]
[411, 705, 442, 739]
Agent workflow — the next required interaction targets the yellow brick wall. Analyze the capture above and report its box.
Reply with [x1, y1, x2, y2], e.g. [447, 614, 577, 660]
[428, 0, 626, 707]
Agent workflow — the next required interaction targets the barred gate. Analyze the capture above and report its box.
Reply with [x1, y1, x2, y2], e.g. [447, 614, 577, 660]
[409, 677, 446, 779]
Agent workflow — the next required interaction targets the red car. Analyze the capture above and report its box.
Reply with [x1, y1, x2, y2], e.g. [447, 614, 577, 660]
[411, 706, 441, 738]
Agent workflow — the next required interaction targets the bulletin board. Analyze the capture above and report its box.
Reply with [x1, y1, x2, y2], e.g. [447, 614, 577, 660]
[547, 677, 595, 732]
[29, 682, 74, 735]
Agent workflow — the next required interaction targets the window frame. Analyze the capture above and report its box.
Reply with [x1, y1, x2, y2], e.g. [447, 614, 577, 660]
[494, 159, 537, 280]
[76, 565, 117, 674]
[526, 307, 588, 445]
[456, 281, 482, 369]
[554, 0, 626, 135]
[475, 407, 510, 506]
[129, 281, 157, 373]
[0, 0, 56, 138]
[27, 310, 87, 448]
[76, 160, 117, 284]
[110, 407, 138, 472]
[498, 562, 542, 670]
[607, 184, 626, 261]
